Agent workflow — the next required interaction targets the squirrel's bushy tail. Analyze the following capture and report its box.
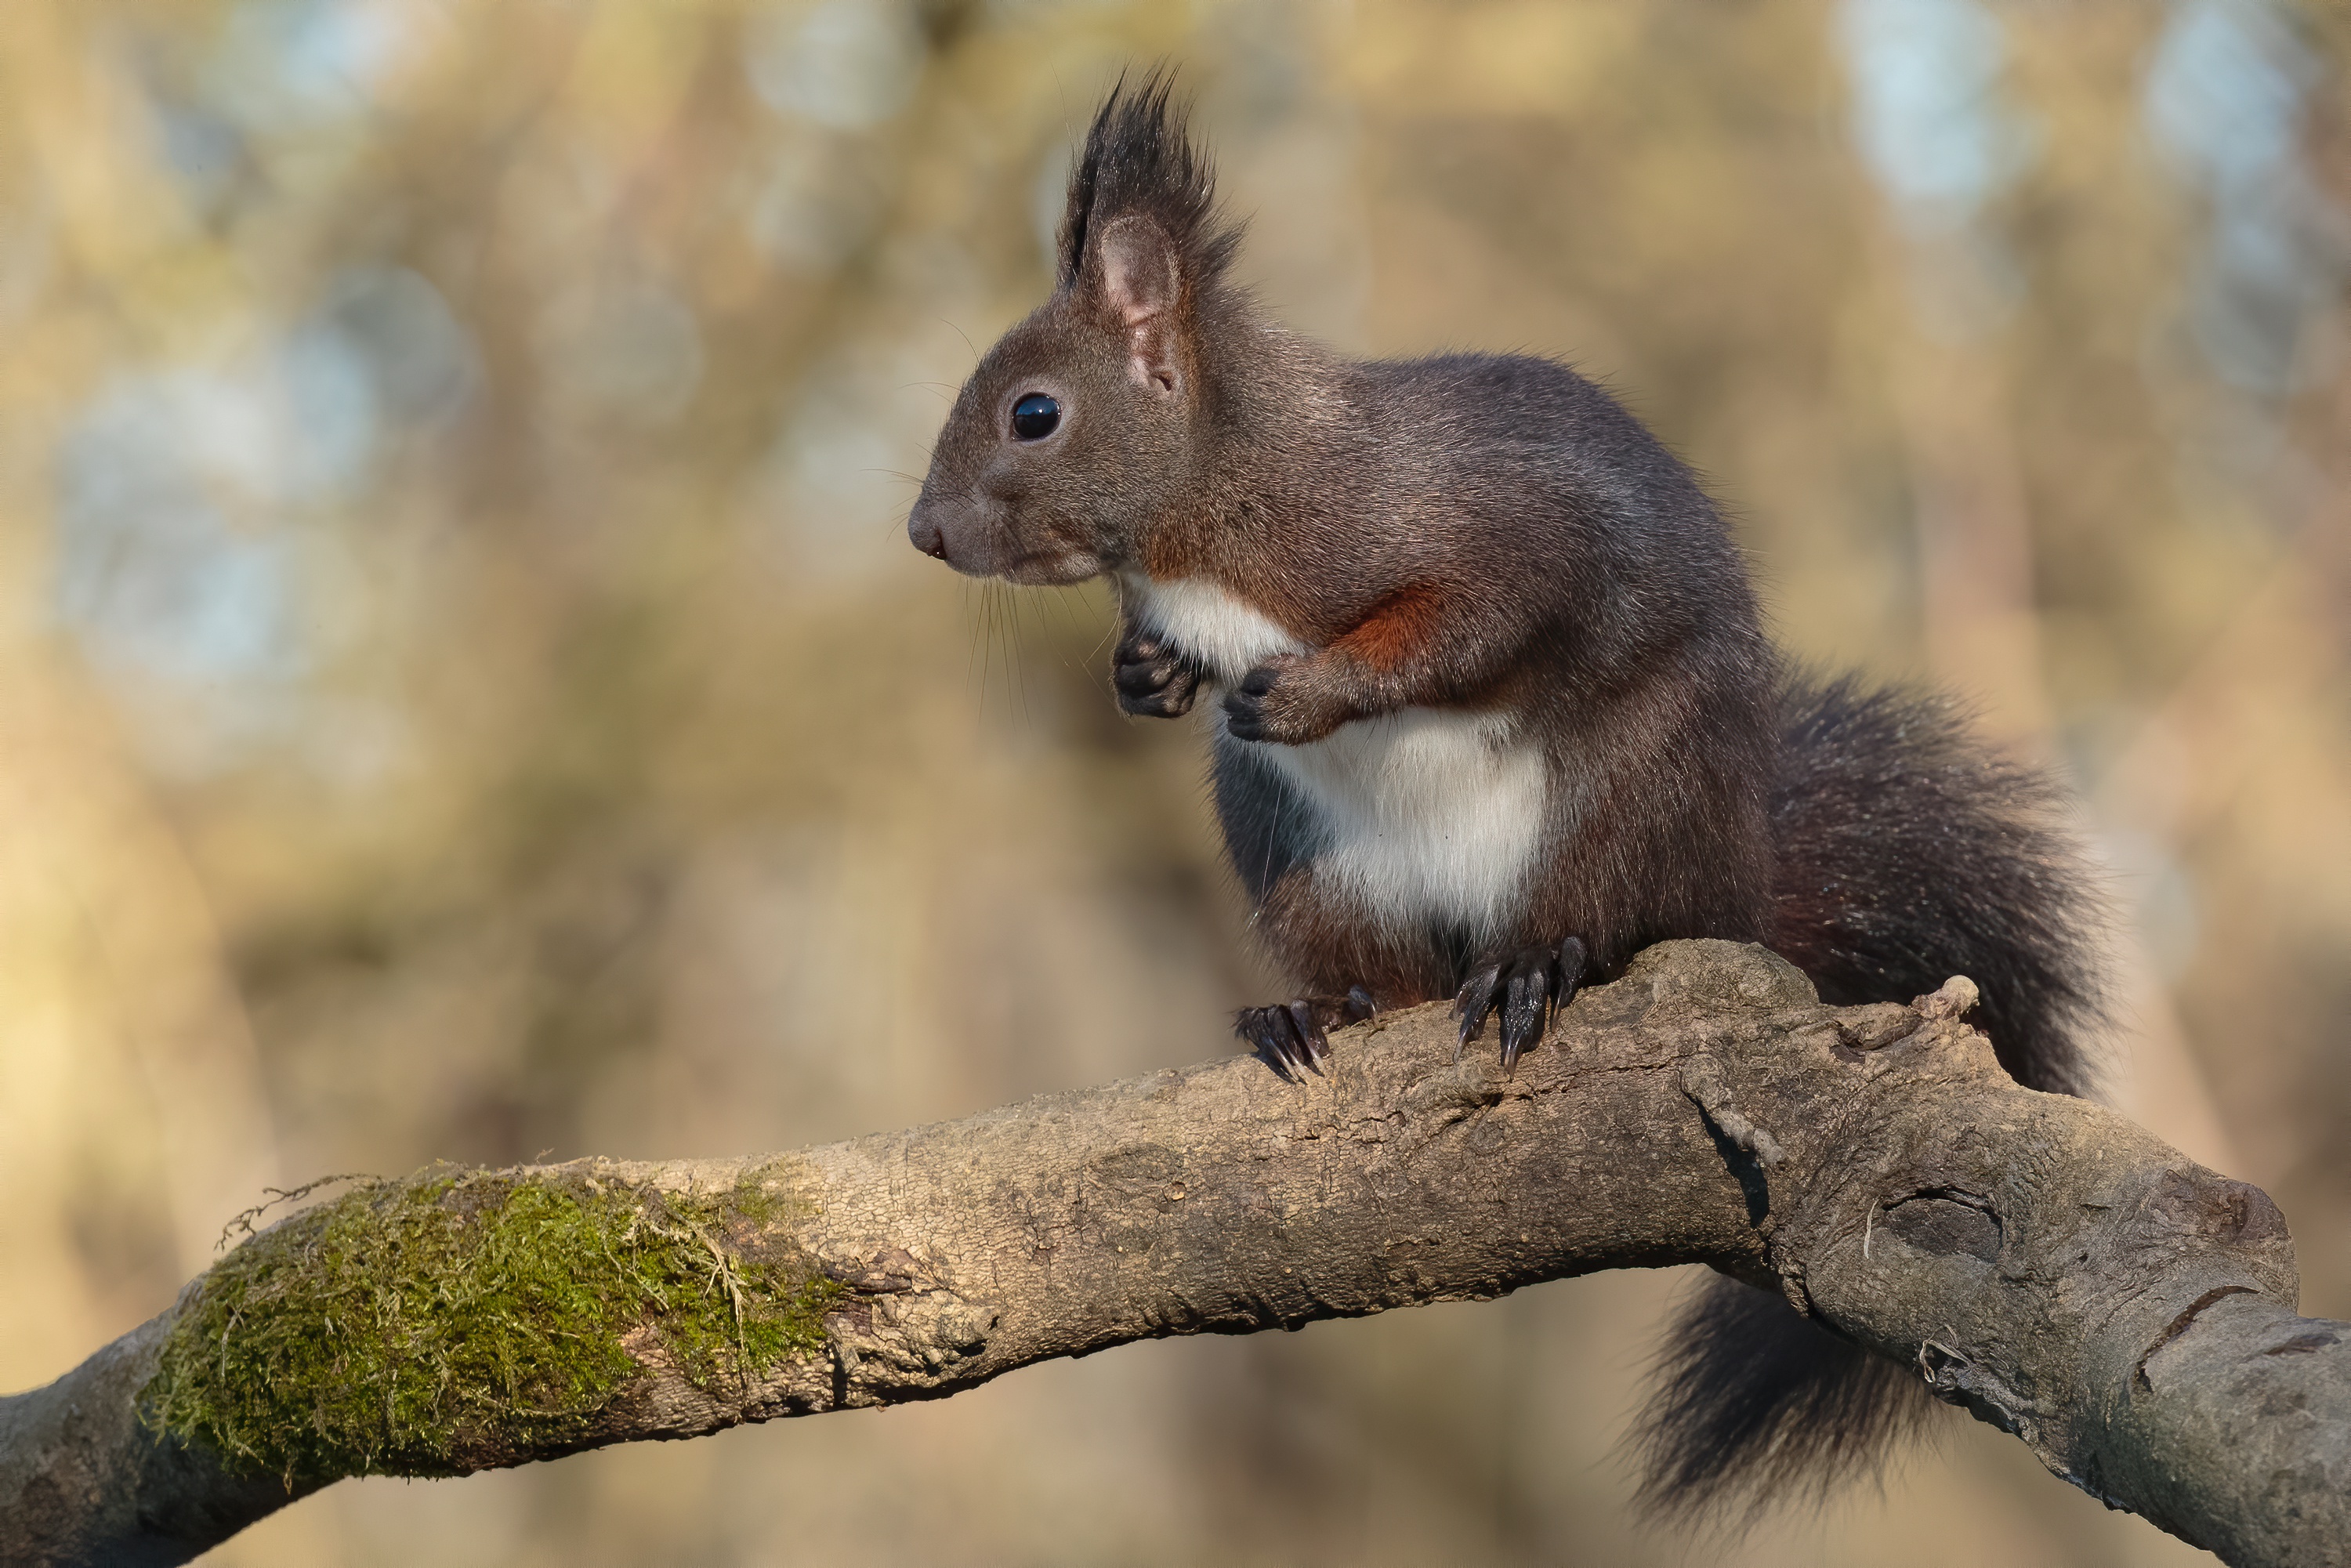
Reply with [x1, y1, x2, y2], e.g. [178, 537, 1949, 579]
[1633, 674, 2107, 1519]
[1761, 675, 2104, 1098]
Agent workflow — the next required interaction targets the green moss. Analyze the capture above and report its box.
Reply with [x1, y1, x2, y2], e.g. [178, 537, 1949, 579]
[723, 1160, 803, 1230]
[142, 1167, 843, 1483]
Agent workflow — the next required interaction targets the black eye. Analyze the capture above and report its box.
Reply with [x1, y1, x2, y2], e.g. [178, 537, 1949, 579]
[1010, 392, 1061, 441]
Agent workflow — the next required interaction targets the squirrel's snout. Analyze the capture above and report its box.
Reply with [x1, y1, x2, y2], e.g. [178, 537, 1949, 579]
[907, 509, 950, 563]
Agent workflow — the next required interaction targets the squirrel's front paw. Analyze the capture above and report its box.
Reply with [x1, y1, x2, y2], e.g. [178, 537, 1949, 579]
[1235, 987, 1378, 1077]
[1454, 936, 1588, 1074]
[1113, 628, 1201, 718]
[1223, 655, 1347, 744]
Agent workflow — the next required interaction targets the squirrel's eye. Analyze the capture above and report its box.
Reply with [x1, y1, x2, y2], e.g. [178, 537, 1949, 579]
[1010, 393, 1061, 441]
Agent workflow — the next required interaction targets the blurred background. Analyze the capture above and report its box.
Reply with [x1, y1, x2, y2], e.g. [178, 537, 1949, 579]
[1, 0, 2346, 1562]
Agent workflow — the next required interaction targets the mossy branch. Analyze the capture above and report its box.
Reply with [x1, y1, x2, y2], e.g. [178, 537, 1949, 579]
[143, 1166, 842, 1484]
[2, 941, 2346, 1568]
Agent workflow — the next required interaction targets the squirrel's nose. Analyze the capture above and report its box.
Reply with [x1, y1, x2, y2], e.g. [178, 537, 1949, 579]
[908, 510, 948, 562]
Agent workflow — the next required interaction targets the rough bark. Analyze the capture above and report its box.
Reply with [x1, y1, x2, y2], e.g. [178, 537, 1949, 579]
[2, 940, 2344, 1567]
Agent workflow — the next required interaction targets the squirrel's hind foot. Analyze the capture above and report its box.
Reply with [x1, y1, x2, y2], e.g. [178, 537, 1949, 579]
[1454, 936, 1588, 1073]
[1235, 987, 1378, 1078]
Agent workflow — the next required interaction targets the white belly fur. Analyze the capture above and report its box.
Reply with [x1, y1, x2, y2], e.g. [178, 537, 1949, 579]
[1122, 571, 1550, 937]
[1257, 707, 1550, 940]
[1122, 570, 1306, 685]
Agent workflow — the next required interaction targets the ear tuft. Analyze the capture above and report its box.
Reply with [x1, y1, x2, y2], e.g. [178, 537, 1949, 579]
[1055, 70, 1242, 306]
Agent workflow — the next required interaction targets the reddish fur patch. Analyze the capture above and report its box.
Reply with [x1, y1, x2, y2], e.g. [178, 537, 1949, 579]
[1333, 583, 1451, 671]
[1138, 520, 1206, 581]
[1136, 527, 1325, 643]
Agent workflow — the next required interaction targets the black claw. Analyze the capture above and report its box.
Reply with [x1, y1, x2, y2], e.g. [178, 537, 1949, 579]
[1234, 1003, 1317, 1077]
[1499, 956, 1552, 1073]
[1237, 990, 1381, 1077]
[1235, 1005, 1306, 1078]
[1555, 936, 1588, 1005]
[1453, 963, 1505, 1059]
[1454, 936, 1592, 1073]
[1287, 1001, 1330, 1067]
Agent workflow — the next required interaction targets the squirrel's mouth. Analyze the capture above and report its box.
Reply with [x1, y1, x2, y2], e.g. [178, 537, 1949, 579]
[995, 546, 1102, 586]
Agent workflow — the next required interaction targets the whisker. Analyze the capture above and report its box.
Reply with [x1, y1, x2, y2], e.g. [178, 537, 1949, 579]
[1045, 584, 1086, 664]
[1262, 737, 1286, 896]
[987, 580, 1012, 728]
[965, 578, 989, 712]
[1012, 588, 1041, 730]
[1004, 587, 1025, 730]
[939, 318, 982, 370]
[1078, 585, 1118, 663]
[979, 580, 999, 724]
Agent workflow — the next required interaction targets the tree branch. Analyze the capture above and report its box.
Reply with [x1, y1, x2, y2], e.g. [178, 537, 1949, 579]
[3, 940, 2345, 1567]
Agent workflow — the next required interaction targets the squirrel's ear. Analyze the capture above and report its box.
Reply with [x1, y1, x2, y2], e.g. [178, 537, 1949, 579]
[1092, 214, 1185, 393]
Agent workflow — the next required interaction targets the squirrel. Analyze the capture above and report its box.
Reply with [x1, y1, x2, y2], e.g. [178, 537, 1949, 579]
[906, 77, 2105, 1517]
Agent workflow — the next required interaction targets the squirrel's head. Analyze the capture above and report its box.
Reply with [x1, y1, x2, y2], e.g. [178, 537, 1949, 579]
[908, 75, 1241, 582]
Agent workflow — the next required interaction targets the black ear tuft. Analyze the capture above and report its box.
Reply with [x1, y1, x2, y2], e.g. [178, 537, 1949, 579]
[1056, 70, 1242, 302]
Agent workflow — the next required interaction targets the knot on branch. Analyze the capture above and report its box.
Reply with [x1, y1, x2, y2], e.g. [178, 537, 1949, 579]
[828, 1288, 1000, 1396]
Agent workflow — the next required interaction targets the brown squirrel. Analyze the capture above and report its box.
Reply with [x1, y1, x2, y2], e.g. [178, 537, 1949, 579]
[907, 78, 2103, 1516]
